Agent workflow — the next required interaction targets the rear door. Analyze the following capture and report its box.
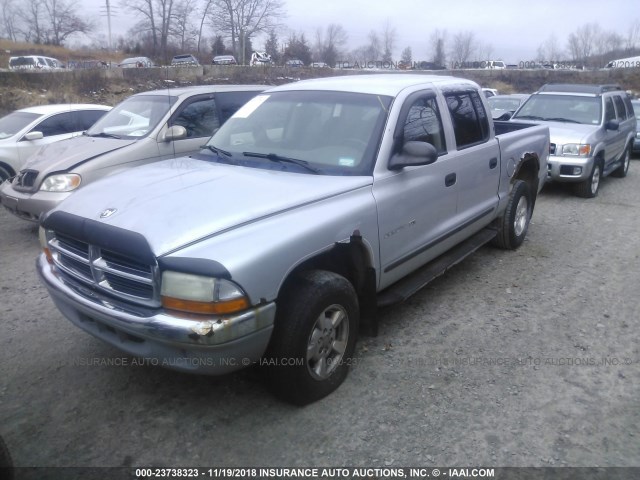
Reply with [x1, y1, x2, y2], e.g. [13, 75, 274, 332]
[603, 96, 625, 166]
[442, 89, 500, 227]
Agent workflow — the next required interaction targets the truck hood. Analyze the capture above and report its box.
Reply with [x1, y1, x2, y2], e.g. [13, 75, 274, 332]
[22, 135, 137, 172]
[50, 156, 373, 255]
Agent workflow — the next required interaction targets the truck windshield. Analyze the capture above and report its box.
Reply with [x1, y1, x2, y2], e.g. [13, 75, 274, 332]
[514, 95, 602, 125]
[86, 95, 178, 139]
[205, 90, 392, 175]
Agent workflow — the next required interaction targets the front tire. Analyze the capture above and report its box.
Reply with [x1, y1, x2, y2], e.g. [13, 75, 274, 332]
[492, 179, 532, 250]
[265, 270, 359, 405]
[574, 159, 602, 198]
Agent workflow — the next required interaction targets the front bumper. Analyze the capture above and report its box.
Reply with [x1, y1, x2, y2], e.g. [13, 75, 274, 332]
[546, 154, 594, 183]
[37, 254, 276, 374]
[0, 181, 70, 222]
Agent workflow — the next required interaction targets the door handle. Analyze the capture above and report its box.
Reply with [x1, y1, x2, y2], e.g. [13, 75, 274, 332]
[445, 173, 456, 187]
[489, 157, 498, 169]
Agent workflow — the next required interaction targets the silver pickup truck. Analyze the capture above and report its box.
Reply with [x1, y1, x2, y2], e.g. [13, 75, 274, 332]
[37, 75, 549, 404]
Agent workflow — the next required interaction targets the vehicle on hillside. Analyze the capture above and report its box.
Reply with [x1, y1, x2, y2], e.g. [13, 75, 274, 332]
[212, 55, 237, 65]
[488, 94, 530, 120]
[512, 84, 636, 197]
[118, 57, 154, 68]
[605, 55, 640, 68]
[8, 56, 64, 71]
[250, 52, 272, 66]
[170, 54, 200, 67]
[0, 86, 264, 221]
[284, 59, 304, 67]
[35, 74, 549, 405]
[0, 104, 111, 183]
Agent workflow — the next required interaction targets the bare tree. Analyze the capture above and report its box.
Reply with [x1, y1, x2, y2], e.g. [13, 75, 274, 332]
[209, 0, 285, 64]
[42, 0, 93, 45]
[1, 0, 20, 41]
[567, 23, 601, 66]
[314, 23, 347, 66]
[400, 46, 411, 64]
[624, 19, 640, 52]
[18, 0, 46, 43]
[171, 0, 198, 51]
[381, 19, 395, 63]
[196, 0, 215, 53]
[450, 30, 475, 67]
[429, 29, 447, 67]
[476, 42, 494, 62]
[123, 0, 159, 53]
[366, 30, 381, 60]
[536, 33, 562, 62]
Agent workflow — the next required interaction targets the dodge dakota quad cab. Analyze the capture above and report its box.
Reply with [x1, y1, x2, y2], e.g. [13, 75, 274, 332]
[0, 85, 264, 221]
[512, 84, 636, 198]
[37, 75, 549, 405]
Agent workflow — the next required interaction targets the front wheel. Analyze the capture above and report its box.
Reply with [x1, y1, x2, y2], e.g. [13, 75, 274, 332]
[574, 160, 602, 198]
[265, 270, 359, 405]
[492, 179, 532, 250]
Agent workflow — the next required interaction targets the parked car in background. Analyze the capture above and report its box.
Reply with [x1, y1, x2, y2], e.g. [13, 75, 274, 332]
[631, 99, 640, 156]
[250, 51, 272, 66]
[512, 84, 636, 197]
[310, 62, 329, 68]
[212, 55, 237, 65]
[482, 88, 498, 98]
[171, 54, 200, 67]
[0, 104, 111, 183]
[0, 85, 264, 221]
[488, 94, 530, 120]
[8, 56, 64, 71]
[285, 59, 304, 67]
[118, 57, 154, 68]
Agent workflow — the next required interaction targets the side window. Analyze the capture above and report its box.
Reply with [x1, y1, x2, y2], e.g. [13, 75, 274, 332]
[216, 91, 261, 123]
[76, 110, 108, 130]
[612, 95, 627, 121]
[604, 97, 616, 123]
[623, 96, 635, 120]
[403, 96, 446, 154]
[444, 91, 489, 149]
[32, 112, 79, 137]
[170, 98, 220, 138]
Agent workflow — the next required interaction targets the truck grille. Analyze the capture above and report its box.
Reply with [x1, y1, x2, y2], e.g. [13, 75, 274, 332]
[48, 231, 159, 306]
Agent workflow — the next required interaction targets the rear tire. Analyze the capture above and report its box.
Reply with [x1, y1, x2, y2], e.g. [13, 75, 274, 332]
[265, 270, 359, 405]
[492, 180, 532, 250]
[611, 145, 630, 178]
[574, 159, 602, 198]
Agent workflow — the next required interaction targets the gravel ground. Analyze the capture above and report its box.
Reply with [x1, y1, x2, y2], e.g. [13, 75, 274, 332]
[0, 165, 639, 473]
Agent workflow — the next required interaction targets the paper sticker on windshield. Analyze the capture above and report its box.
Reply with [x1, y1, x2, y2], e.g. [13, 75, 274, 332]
[339, 158, 355, 167]
[233, 95, 269, 118]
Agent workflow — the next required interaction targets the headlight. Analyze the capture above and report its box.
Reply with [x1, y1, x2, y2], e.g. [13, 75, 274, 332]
[40, 174, 81, 192]
[160, 271, 250, 315]
[561, 144, 591, 156]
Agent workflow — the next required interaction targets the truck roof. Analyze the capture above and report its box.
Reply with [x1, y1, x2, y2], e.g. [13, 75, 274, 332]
[266, 74, 479, 97]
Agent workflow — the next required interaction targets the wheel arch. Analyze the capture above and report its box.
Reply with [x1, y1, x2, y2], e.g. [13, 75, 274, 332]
[512, 152, 540, 206]
[0, 161, 16, 181]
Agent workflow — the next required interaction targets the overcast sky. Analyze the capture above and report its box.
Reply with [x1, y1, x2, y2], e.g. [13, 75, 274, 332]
[82, 0, 639, 63]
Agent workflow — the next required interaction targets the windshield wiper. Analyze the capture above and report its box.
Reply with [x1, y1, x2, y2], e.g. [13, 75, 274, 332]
[543, 117, 581, 124]
[201, 144, 232, 157]
[514, 115, 545, 121]
[85, 131, 122, 139]
[242, 152, 320, 174]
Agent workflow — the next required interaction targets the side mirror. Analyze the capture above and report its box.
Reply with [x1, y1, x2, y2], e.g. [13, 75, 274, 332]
[605, 119, 620, 131]
[388, 141, 439, 170]
[163, 125, 187, 142]
[23, 131, 44, 141]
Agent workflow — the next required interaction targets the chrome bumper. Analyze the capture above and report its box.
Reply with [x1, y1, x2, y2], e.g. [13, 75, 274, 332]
[37, 254, 276, 374]
[546, 155, 594, 183]
[0, 182, 70, 222]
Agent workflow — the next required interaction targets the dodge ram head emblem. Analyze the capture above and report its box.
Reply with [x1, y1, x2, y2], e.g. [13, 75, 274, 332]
[99, 208, 117, 218]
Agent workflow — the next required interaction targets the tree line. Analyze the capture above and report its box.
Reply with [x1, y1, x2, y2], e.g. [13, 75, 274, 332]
[1, 0, 639, 68]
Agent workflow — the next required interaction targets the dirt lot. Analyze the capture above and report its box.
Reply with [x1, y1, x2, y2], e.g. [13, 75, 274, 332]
[0, 163, 639, 474]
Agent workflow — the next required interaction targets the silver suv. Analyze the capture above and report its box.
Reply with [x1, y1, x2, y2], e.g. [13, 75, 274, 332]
[512, 84, 636, 197]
